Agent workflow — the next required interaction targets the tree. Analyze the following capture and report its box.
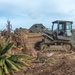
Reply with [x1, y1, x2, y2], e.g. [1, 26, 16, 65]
[6, 20, 12, 34]
[0, 41, 30, 75]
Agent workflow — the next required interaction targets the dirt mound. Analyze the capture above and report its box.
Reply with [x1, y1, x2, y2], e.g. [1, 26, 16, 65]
[28, 33, 43, 47]
[13, 28, 37, 57]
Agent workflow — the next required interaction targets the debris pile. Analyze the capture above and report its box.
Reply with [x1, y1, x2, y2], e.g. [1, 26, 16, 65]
[25, 53, 75, 75]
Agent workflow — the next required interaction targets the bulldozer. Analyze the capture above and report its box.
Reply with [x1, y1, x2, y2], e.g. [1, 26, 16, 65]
[34, 20, 75, 52]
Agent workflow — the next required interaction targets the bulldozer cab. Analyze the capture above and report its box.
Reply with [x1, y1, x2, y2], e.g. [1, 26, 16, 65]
[52, 20, 73, 37]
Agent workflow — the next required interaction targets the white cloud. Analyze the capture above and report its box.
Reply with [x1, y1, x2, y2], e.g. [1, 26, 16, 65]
[0, 0, 75, 29]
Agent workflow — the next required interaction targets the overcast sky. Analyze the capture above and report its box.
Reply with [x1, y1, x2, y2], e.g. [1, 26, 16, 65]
[0, 0, 75, 30]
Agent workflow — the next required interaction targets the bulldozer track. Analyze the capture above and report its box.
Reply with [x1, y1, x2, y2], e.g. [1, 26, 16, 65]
[42, 49, 67, 53]
[40, 48, 73, 54]
[35, 40, 73, 53]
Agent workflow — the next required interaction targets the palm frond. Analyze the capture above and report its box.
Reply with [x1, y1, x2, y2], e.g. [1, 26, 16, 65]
[22, 61, 30, 67]
[3, 63, 9, 74]
[0, 59, 5, 66]
[0, 55, 7, 59]
[6, 59, 20, 72]
[10, 59, 30, 70]
[9, 60, 26, 70]
[0, 55, 7, 66]
[0, 66, 3, 75]
[11, 59, 25, 65]
[9, 54, 30, 60]
[1, 42, 14, 55]
[0, 44, 3, 54]
[0, 40, 30, 75]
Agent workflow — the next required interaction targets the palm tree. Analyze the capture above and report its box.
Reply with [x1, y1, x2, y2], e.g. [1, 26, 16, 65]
[0, 41, 30, 75]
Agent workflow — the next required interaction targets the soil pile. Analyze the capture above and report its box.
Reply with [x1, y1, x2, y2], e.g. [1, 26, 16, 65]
[13, 28, 37, 56]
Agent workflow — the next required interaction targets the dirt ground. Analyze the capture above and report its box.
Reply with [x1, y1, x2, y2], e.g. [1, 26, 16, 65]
[14, 52, 75, 75]
[24, 52, 75, 75]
